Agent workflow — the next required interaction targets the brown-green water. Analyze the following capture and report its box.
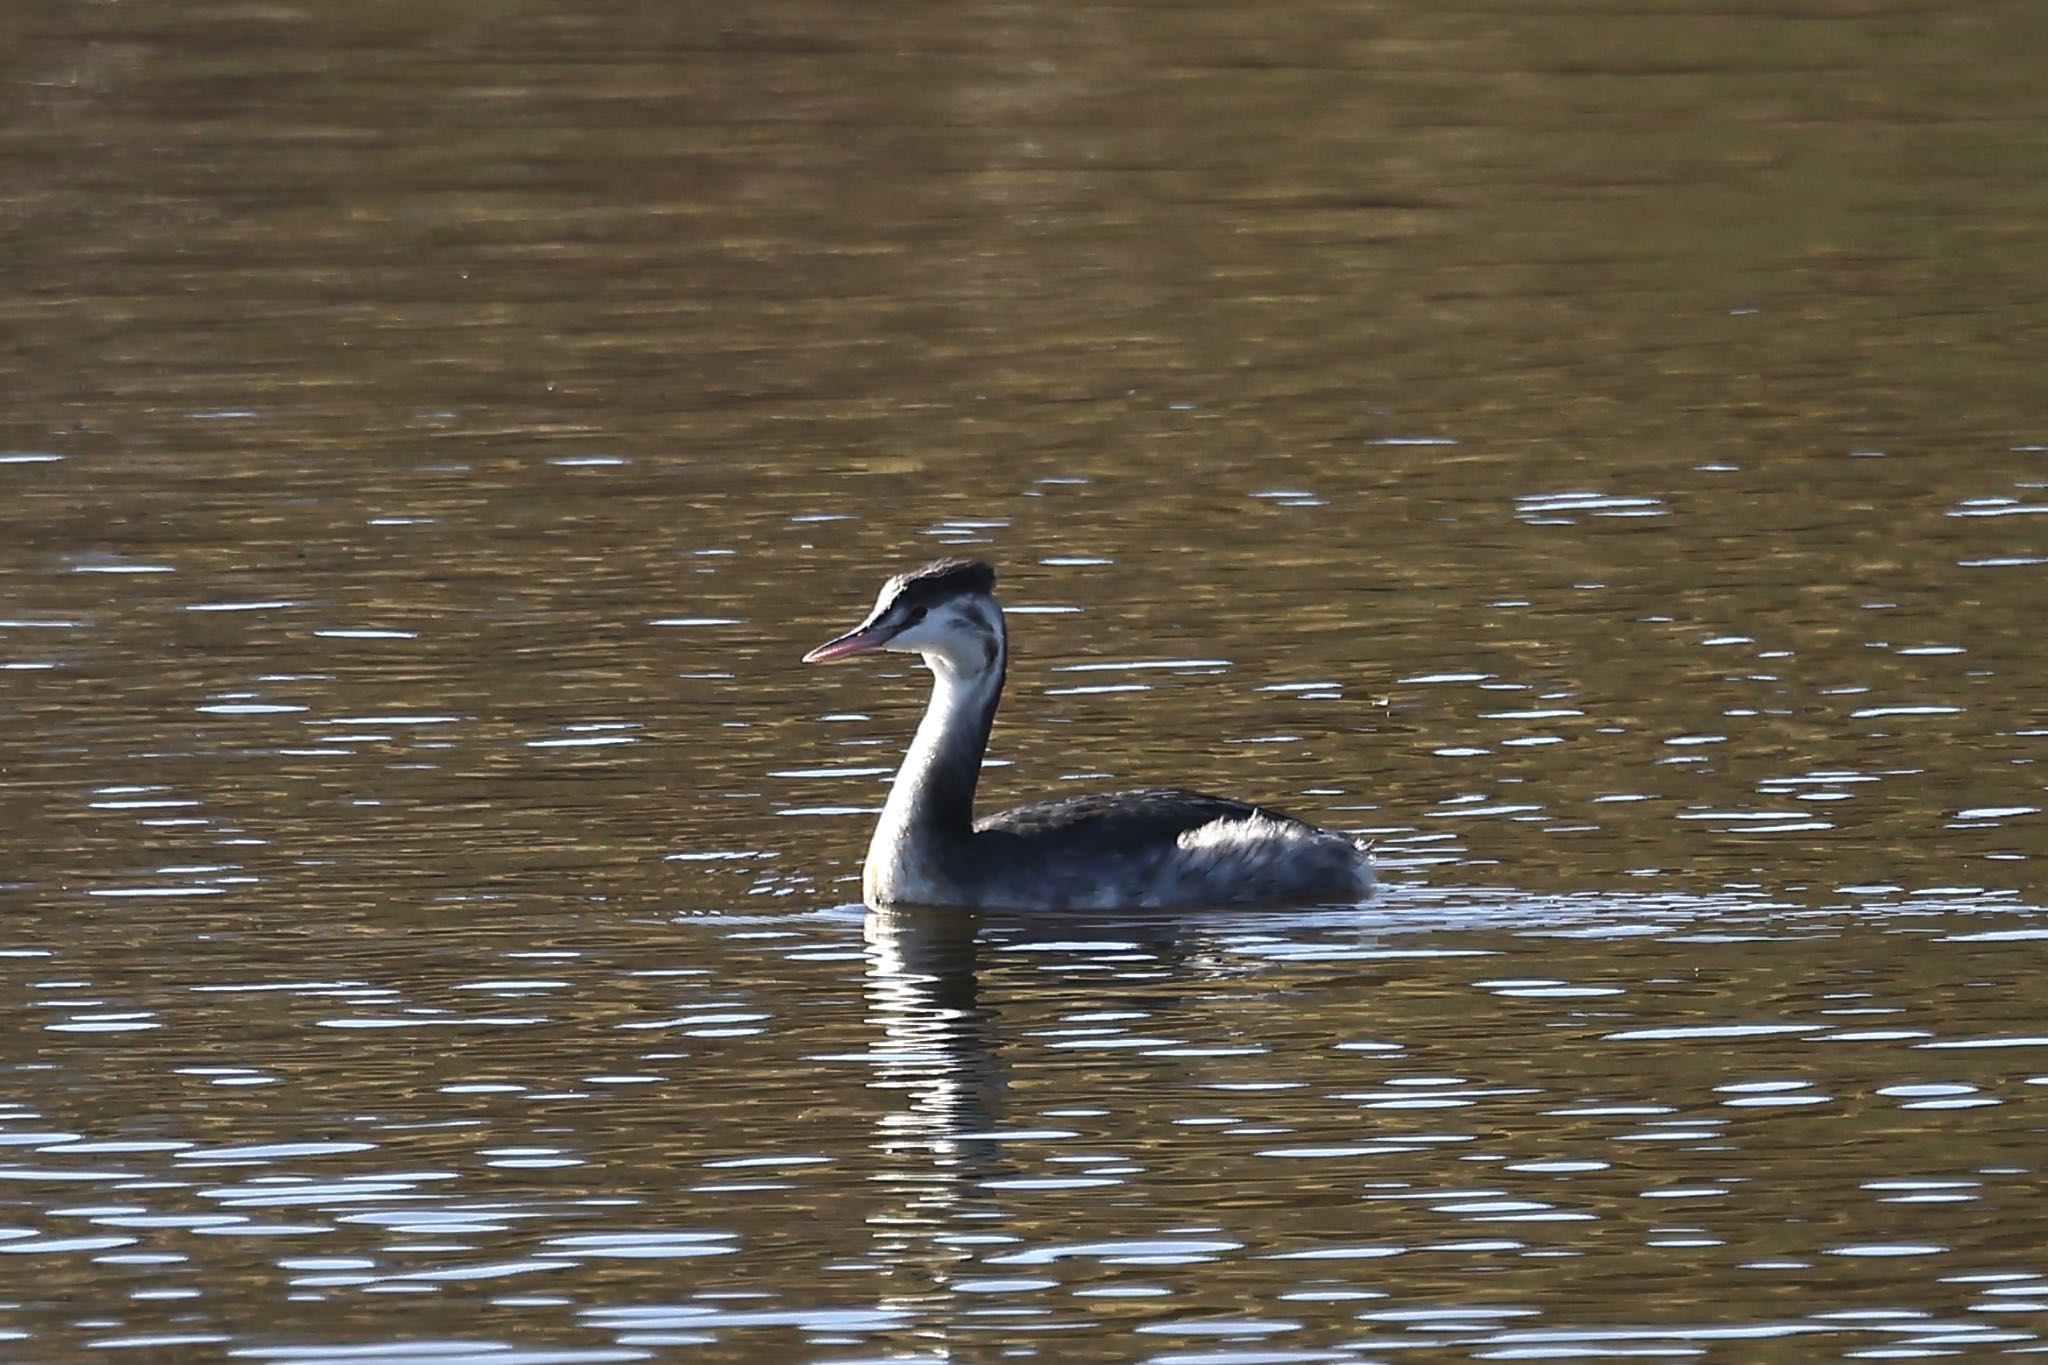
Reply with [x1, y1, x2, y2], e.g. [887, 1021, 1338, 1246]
[2, 2, 2043, 1362]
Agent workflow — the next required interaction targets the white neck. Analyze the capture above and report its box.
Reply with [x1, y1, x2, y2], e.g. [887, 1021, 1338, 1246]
[863, 620, 1007, 905]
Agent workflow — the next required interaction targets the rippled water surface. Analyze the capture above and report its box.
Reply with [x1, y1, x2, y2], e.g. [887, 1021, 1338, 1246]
[3, 1, 2044, 1361]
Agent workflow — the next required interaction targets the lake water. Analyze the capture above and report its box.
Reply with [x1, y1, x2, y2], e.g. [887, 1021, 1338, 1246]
[2, 2, 2043, 1362]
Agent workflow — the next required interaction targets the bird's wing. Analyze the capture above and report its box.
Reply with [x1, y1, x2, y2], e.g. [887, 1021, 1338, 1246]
[974, 787, 1309, 849]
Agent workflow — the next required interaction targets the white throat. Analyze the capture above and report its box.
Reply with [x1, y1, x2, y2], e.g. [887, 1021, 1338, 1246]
[862, 619, 1008, 906]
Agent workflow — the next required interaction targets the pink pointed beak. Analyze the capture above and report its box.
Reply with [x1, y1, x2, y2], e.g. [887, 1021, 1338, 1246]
[802, 620, 896, 663]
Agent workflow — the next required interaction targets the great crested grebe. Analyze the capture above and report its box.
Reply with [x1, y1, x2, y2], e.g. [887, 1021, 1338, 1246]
[803, 558, 1375, 911]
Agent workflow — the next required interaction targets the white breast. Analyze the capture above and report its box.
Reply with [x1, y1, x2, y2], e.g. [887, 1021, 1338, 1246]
[863, 821, 964, 907]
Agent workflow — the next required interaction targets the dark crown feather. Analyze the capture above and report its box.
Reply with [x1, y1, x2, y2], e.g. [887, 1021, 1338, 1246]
[883, 557, 998, 609]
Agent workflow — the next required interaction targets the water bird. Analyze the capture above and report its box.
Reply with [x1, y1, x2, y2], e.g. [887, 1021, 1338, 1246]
[803, 558, 1375, 910]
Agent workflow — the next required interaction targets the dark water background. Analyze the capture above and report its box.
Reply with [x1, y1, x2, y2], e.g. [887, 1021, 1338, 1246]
[1, 2, 2043, 1362]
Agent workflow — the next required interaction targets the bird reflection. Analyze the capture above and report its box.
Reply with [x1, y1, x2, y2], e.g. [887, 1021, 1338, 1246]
[856, 896, 1503, 1329]
[859, 904, 1011, 1326]
[855, 901, 1274, 1316]
[862, 905, 1005, 1165]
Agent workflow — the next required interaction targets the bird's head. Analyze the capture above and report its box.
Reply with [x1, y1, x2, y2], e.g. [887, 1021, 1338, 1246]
[803, 557, 1005, 677]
